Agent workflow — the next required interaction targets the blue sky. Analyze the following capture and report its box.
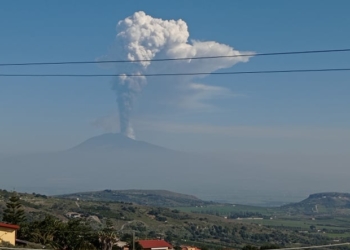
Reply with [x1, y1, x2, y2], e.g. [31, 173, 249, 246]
[1, 0, 350, 154]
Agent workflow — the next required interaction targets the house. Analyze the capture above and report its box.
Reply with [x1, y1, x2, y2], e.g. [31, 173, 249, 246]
[138, 239, 173, 250]
[65, 212, 82, 218]
[116, 241, 129, 250]
[181, 246, 201, 250]
[0, 222, 20, 246]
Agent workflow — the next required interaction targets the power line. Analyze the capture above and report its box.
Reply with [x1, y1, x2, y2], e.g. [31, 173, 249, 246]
[0, 48, 350, 67]
[0, 68, 350, 77]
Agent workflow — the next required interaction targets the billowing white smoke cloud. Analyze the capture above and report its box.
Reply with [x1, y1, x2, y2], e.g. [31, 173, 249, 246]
[112, 73, 145, 139]
[109, 11, 253, 139]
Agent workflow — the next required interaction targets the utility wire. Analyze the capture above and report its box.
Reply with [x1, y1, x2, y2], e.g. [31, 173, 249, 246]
[0, 68, 350, 77]
[0, 48, 350, 67]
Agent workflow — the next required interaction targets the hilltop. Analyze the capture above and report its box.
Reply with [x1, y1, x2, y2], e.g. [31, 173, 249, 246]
[57, 189, 212, 207]
[282, 192, 350, 215]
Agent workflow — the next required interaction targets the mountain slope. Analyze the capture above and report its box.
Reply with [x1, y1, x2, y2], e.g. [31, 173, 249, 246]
[69, 133, 170, 153]
[282, 192, 350, 215]
[57, 189, 211, 207]
[1, 133, 321, 204]
[0, 133, 245, 198]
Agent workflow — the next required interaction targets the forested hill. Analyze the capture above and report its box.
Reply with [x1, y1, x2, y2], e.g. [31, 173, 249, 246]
[282, 192, 350, 215]
[0, 189, 338, 249]
[57, 189, 212, 207]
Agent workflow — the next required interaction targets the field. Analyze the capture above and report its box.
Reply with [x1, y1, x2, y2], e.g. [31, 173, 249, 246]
[178, 204, 274, 216]
[178, 203, 350, 241]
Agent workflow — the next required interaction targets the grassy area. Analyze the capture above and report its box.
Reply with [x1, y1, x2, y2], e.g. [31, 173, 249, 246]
[177, 204, 275, 216]
[177, 203, 350, 242]
[245, 219, 310, 229]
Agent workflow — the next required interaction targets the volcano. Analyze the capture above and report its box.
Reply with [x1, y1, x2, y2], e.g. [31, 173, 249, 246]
[0, 133, 267, 201]
[69, 133, 170, 153]
[0, 133, 207, 195]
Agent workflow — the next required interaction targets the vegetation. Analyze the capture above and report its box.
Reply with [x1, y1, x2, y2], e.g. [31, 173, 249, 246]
[58, 189, 211, 207]
[2, 190, 350, 249]
[242, 244, 280, 250]
[2, 192, 26, 225]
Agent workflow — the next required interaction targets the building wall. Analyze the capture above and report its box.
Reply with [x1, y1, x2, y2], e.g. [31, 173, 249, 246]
[182, 247, 200, 250]
[0, 227, 16, 245]
[143, 248, 168, 250]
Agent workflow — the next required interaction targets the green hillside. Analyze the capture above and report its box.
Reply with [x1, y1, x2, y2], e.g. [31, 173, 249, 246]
[0, 189, 343, 249]
[57, 189, 212, 207]
[281, 192, 350, 215]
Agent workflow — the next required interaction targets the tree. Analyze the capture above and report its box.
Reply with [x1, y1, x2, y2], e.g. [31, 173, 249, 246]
[54, 218, 97, 250]
[27, 216, 96, 250]
[2, 192, 26, 225]
[28, 215, 62, 246]
[98, 231, 119, 250]
[104, 218, 114, 233]
[260, 244, 280, 249]
[242, 245, 259, 250]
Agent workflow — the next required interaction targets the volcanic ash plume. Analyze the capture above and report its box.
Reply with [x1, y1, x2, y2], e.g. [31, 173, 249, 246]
[113, 74, 146, 140]
[110, 11, 253, 139]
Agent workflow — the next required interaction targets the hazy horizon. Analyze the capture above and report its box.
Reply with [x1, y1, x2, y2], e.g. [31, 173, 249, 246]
[0, 132, 349, 206]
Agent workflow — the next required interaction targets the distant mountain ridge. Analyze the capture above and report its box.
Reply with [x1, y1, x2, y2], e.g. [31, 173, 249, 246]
[0, 132, 238, 198]
[307, 192, 350, 200]
[4, 133, 347, 206]
[57, 189, 212, 207]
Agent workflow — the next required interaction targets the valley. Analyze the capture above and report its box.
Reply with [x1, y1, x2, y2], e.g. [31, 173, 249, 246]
[2, 189, 350, 249]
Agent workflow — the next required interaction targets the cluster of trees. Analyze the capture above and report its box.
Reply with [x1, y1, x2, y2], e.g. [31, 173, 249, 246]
[147, 209, 167, 222]
[191, 209, 265, 219]
[0, 193, 122, 250]
[228, 212, 266, 219]
[242, 244, 280, 250]
[21, 216, 98, 249]
[148, 208, 190, 221]
[84, 204, 127, 221]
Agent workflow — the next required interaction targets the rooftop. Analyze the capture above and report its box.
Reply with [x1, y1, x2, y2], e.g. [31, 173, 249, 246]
[138, 240, 172, 249]
[0, 222, 20, 230]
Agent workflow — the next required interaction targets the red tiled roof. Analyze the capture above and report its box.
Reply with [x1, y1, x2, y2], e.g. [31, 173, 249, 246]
[0, 222, 20, 230]
[138, 240, 172, 249]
